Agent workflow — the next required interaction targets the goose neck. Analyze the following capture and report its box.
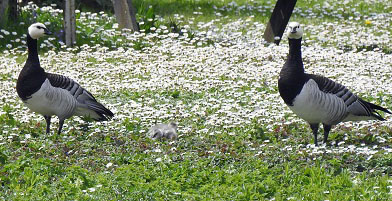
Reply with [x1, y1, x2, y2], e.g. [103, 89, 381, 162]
[288, 38, 302, 60]
[27, 34, 40, 64]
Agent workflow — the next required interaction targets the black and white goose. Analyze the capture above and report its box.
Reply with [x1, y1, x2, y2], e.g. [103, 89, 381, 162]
[16, 23, 114, 134]
[278, 22, 391, 145]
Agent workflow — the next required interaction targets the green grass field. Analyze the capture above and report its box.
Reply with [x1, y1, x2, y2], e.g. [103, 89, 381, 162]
[0, 0, 392, 200]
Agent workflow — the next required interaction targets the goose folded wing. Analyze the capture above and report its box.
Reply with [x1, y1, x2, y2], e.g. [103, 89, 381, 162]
[47, 73, 114, 120]
[307, 74, 386, 119]
[46, 73, 97, 102]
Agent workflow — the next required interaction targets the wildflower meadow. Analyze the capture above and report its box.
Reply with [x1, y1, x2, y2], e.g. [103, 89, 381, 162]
[0, 0, 391, 200]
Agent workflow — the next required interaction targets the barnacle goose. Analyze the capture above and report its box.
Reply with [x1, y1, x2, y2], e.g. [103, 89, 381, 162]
[16, 23, 114, 134]
[278, 22, 391, 145]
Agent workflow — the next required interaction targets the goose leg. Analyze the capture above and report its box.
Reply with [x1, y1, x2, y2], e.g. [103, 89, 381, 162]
[44, 115, 51, 134]
[57, 119, 65, 135]
[323, 124, 332, 144]
[309, 123, 319, 146]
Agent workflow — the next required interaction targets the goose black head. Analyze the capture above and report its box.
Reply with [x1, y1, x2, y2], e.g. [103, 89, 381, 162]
[28, 23, 52, 40]
[287, 22, 303, 40]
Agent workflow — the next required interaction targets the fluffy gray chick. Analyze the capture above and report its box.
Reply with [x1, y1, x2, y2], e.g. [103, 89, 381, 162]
[148, 122, 178, 140]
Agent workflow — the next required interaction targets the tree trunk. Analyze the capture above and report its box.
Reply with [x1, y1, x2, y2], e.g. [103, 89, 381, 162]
[8, 0, 17, 20]
[112, 0, 139, 31]
[127, 0, 139, 31]
[0, 0, 9, 27]
[64, 0, 76, 47]
[0, 0, 16, 27]
[263, 0, 297, 45]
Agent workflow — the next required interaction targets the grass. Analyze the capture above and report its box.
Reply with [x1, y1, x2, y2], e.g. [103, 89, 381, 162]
[1, 0, 392, 200]
[1, 136, 391, 200]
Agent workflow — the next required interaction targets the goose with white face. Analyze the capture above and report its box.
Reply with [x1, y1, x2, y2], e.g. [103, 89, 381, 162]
[287, 22, 303, 39]
[28, 23, 52, 39]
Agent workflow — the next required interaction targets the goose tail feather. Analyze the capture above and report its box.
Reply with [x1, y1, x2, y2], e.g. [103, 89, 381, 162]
[85, 100, 114, 121]
[361, 99, 391, 121]
[75, 101, 114, 121]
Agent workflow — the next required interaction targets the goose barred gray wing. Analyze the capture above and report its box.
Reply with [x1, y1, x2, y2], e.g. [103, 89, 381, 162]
[47, 73, 96, 101]
[46, 73, 114, 121]
[308, 74, 390, 121]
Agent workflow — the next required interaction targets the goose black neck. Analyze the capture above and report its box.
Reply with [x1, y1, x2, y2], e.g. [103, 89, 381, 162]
[27, 33, 40, 64]
[288, 38, 302, 60]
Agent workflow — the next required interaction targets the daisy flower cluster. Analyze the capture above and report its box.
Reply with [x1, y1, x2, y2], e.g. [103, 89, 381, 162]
[0, 1, 391, 174]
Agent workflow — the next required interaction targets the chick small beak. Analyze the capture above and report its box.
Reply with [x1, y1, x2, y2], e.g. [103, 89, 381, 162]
[44, 28, 53, 35]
